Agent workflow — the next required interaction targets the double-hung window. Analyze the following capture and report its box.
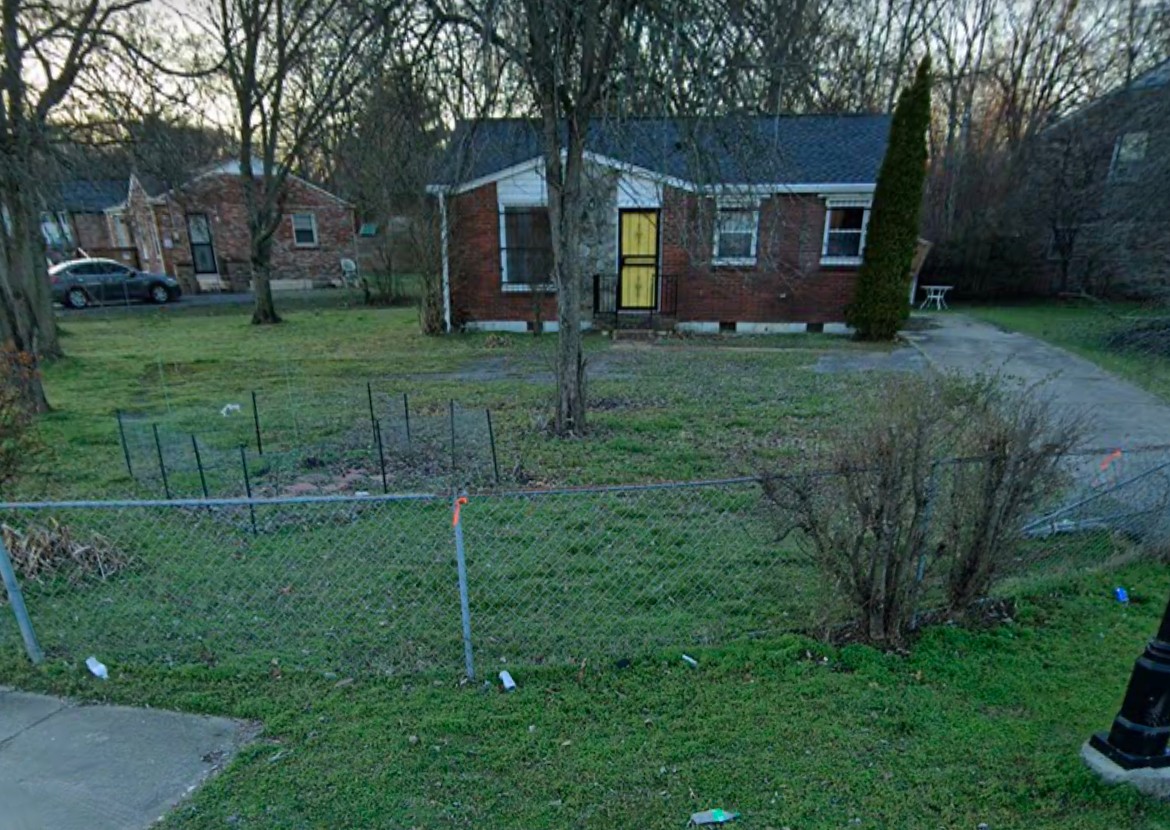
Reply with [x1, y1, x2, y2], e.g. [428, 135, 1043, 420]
[292, 213, 319, 247]
[821, 199, 871, 265]
[40, 212, 68, 247]
[713, 198, 760, 265]
[500, 206, 554, 290]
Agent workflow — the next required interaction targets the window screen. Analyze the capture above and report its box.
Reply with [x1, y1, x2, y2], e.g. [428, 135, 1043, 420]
[502, 208, 553, 284]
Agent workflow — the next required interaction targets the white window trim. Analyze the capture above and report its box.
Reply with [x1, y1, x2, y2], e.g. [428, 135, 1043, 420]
[292, 212, 319, 248]
[820, 197, 872, 266]
[712, 197, 761, 266]
[499, 202, 555, 293]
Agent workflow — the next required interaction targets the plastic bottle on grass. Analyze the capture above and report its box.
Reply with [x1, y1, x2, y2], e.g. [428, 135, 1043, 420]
[689, 808, 739, 825]
[85, 656, 108, 680]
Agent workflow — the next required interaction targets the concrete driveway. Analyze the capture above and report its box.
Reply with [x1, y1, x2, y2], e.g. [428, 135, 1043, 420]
[904, 313, 1170, 451]
[0, 688, 251, 830]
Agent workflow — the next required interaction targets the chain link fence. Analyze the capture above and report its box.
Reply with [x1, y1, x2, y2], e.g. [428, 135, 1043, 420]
[0, 480, 803, 677]
[2, 447, 1168, 678]
[117, 390, 505, 500]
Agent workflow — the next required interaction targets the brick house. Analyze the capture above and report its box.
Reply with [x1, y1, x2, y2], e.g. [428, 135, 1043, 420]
[155, 161, 357, 292]
[45, 162, 356, 292]
[42, 177, 162, 272]
[1025, 60, 1170, 297]
[426, 116, 891, 334]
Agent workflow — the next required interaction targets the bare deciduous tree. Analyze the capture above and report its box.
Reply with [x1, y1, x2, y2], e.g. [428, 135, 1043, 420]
[433, 0, 643, 435]
[0, 0, 151, 410]
[202, 0, 396, 324]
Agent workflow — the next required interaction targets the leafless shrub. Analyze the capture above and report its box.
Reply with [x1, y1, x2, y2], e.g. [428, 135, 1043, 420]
[940, 381, 1084, 614]
[761, 374, 1082, 646]
[361, 272, 412, 307]
[0, 519, 133, 588]
[762, 375, 970, 645]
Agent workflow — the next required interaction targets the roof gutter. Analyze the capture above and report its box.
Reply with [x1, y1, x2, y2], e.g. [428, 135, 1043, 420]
[424, 156, 876, 197]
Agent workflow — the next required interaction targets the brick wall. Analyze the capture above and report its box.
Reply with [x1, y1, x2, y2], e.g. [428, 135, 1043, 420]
[71, 213, 111, 250]
[662, 187, 858, 324]
[448, 179, 860, 327]
[448, 182, 557, 327]
[157, 173, 355, 285]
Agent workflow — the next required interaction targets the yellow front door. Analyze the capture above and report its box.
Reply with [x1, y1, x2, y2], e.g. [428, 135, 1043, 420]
[619, 211, 659, 310]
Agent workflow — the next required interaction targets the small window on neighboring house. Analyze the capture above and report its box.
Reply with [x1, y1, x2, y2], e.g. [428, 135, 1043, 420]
[713, 199, 760, 265]
[57, 212, 73, 245]
[1110, 131, 1148, 181]
[500, 207, 553, 289]
[40, 213, 63, 247]
[821, 203, 870, 265]
[292, 213, 319, 247]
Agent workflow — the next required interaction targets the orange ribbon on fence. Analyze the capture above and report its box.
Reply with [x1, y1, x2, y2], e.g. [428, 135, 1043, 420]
[452, 496, 468, 527]
[1100, 449, 1123, 472]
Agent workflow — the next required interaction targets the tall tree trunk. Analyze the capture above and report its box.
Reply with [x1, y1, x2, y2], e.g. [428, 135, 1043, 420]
[546, 122, 587, 436]
[12, 197, 60, 359]
[0, 180, 55, 413]
[250, 233, 281, 324]
[249, 200, 280, 323]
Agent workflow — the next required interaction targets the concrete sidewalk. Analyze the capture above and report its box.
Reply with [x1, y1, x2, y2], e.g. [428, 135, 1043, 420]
[904, 313, 1170, 450]
[0, 687, 251, 830]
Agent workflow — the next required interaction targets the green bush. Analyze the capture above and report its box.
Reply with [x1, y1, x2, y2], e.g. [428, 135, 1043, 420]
[846, 57, 932, 340]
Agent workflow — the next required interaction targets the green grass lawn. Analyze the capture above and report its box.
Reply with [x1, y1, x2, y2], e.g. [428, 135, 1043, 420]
[3, 560, 1169, 829]
[23, 297, 882, 498]
[6, 299, 1170, 827]
[966, 300, 1170, 403]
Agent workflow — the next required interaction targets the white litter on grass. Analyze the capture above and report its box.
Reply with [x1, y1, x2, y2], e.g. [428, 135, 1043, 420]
[682, 654, 699, 668]
[499, 670, 517, 692]
[220, 403, 242, 417]
[85, 656, 108, 680]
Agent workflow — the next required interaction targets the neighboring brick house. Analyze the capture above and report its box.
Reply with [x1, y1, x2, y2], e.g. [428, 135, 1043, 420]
[1027, 60, 1170, 297]
[155, 161, 356, 292]
[426, 116, 891, 333]
[45, 162, 355, 292]
[42, 177, 161, 272]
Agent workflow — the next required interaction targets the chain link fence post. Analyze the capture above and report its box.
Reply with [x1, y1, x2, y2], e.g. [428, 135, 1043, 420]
[0, 532, 43, 664]
[452, 494, 475, 680]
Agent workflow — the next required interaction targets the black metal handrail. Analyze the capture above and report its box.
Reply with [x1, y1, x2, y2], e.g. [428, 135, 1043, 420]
[592, 273, 678, 328]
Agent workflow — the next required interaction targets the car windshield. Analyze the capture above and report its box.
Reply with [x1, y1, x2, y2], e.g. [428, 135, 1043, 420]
[48, 262, 72, 276]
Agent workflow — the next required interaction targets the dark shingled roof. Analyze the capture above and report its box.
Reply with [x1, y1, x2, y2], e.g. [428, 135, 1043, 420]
[58, 179, 129, 212]
[432, 115, 892, 188]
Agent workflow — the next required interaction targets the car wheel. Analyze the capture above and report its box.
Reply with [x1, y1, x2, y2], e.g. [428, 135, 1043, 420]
[149, 284, 170, 304]
[66, 287, 89, 309]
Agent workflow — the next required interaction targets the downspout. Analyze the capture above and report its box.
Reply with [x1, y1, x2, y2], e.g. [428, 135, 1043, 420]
[439, 190, 452, 333]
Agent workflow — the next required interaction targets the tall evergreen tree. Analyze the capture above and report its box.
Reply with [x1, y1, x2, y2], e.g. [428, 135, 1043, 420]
[846, 56, 932, 340]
